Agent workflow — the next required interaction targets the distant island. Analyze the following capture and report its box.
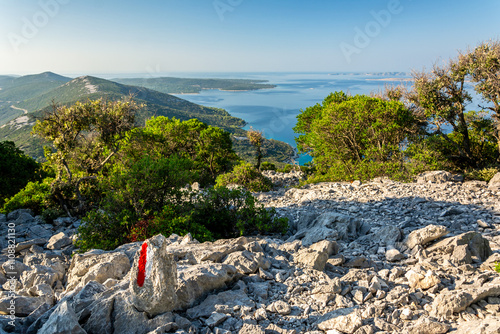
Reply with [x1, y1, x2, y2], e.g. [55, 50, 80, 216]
[112, 77, 276, 94]
[329, 72, 410, 77]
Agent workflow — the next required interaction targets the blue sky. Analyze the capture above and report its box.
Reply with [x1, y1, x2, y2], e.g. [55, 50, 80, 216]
[1, 0, 499, 75]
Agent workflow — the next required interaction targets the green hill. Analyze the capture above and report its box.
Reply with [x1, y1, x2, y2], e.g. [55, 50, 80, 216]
[0, 72, 71, 102]
[0, 75, 294, 163]
[113, 77, 276, 94]
[0, 75, 17, 87]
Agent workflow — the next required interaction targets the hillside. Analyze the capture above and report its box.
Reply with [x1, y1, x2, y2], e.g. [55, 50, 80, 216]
[113, 77, 276, 94]
[0, 75, 294, 163]
[0, 71, 71, 102]
[0, 72, 72, 125]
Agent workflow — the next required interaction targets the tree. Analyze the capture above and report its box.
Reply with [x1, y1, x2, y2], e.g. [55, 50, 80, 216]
[247, 127, 264, 170]
[294, 92, 417, 181]
[0, 141, 42, 202]
[32, 99, 139, 215]
[128, 116, 238, 186]
[409, 59, 474, 167]
[460, 40, 500, 159]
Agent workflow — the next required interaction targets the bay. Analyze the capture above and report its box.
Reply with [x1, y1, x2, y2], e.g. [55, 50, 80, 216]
[171, 72, 411, 164]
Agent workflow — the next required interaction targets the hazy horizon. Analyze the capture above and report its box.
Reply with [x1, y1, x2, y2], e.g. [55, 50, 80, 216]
[1, 0, 499, 76]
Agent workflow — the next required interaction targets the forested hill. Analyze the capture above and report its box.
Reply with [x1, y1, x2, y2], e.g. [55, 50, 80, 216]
[0, 73, 293, 163]
[112, 77, 276, 94]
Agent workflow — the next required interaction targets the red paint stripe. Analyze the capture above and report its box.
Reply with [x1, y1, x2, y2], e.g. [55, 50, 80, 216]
[137, 242, 148, 287]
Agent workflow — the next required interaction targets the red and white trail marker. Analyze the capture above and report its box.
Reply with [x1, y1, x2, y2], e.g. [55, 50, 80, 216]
[137, 242, 153, 287]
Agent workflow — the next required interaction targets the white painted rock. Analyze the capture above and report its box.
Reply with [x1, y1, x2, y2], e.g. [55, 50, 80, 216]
[130, 234, 177, 316]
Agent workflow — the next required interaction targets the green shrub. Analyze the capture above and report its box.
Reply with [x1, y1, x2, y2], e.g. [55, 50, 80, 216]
[216, 162, 273, 192]
[128, 205, 214, 243]
[495, 262, 500, 273]
[2, 178, 55, 215]
[465, 167, 500, 182]
[77, 186, 288, 251]
[185, 187, 288, 239]
[294, 92, 418, 182]
[260, 161, 276, 171]
[76, 209, 135, 251]
[277, 164, 294, 173]
[0, 141, 43, 202]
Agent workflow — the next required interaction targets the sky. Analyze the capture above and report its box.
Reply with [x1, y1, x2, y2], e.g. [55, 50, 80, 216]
[0, 0, 499, 76]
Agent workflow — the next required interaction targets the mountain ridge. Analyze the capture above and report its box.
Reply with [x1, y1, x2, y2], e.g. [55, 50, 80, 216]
[0, 73, 294, 163]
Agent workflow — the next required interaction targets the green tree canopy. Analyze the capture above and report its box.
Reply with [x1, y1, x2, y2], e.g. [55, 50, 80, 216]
[294, 92, 418, 181]
[460, 40, 500, 159]
[33, 99, 139, 215]
[0, 141, 42, 202]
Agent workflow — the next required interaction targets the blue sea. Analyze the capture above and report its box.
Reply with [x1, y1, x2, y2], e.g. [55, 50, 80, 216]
[168, 72, 412, 164]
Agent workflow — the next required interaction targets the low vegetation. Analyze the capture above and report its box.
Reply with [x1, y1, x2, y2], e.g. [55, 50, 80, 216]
[294, 40, 500, 183]
[1, 99, 285, 251]
[216, 162, 273, 192]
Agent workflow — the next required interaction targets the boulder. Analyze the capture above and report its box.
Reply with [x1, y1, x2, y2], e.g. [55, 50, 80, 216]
[176, 263, 238, 310]
[299, 211, 369, 246]
[480, 253, 500, 271]
[317, 308, 363, 334]
[168, 236, 250, 264]
[488, 172, 500, 190]
[7, 209, 34, 222]
[426, 231, 492, 263]
[130, 234, 177, 316]
[83, 290, 175, 334]
[294, 211, 368, 246]
[186, 288, 255, 319]
[405, 270, 440, 290]
[417, 171, 458, 183]
[25, 225, 53, 240]
[453, 319, 500, 334]
[309, 240, 339, 256]
[46, 232, 72, 250]
[239, 323, 265, 334]
[0, 294, 46, 317]
[402, 317, 450, 334]
[66, 250, 130, 291]
[385, 248, 405, 262]
[371, 225, 403, 247]
[430, 277, 500, 318]
[222, 250, 269, 275]
[266, 300, 291, 315]
[405, 224, 448, 249]
[1, 260, 30, 279]
[294, 248, 328, 271]
[21, 264, 62, 290]
[14, 238, 47, 253]
[38, 301, 86, 334]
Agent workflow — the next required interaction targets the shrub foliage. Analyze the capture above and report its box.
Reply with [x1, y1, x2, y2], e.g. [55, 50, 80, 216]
[216, 162, 273, 192]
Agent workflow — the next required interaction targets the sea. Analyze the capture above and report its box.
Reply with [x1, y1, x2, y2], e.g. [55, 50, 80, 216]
[168, 72, 412, 164]
[103, 71, 483, 165]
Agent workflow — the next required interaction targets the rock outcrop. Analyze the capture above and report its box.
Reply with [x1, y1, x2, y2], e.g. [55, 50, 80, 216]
[1, 173, 500, 333]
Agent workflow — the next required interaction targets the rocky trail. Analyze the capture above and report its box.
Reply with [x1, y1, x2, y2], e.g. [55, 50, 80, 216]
[0, 171, 500, 334]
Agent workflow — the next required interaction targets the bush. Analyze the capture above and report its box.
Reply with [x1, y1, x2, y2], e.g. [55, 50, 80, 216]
[277, 164, 294, 173]
[260, 161, 276, 171]
[1, 178, 55, 215]
[76, 209, 135, 251]
[216, 163, 273, 192]
[294, 92, 418, 182]
[77, 186, 288, 251]
[465, 167, 500, 182]
[185, 187, 288, 239]
[0, 141, 42, 202]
